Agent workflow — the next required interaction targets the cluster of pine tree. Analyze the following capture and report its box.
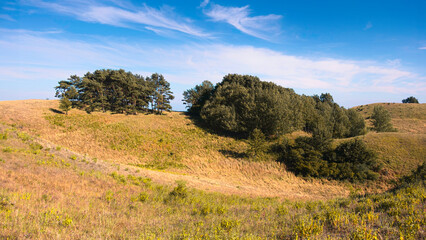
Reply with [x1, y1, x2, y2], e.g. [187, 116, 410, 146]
[55, 69, 174, 114]
[183, 74, 366, 138]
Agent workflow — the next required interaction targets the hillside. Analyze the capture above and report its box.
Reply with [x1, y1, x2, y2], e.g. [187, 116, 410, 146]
[0, 100, 347, 200]
[353, 103, 426, 180]
[354, 103, 426, 134]
[1, 100, 425, 239]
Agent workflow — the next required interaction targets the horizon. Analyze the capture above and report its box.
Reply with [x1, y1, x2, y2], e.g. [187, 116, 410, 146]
[1, 0, 425, 110]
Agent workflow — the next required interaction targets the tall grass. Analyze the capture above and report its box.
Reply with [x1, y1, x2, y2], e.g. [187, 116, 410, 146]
[1, 125, 425, 239]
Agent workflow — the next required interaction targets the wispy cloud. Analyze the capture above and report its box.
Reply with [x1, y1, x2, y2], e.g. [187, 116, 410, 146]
[364, 21, 373, 30]
[1, 29, 424, 105]
[0, 14, 15, 21]
[203, 3, 282, 40]
[23, 0, 207, 37]
[199, 0, 210, 8]
[419, 46, 426, 50]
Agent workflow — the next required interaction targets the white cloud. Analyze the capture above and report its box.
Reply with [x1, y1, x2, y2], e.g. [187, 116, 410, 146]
[419, 46, 426, 50]
[203, 3, 282, 40]
[1, 29, 424, 106]
[24, 0, 207, 37]
[200, 0, 210, 8]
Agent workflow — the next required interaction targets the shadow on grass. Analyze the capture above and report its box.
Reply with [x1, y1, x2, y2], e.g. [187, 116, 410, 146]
[182, 112, 247, 140]
[49, 108, 64, 114]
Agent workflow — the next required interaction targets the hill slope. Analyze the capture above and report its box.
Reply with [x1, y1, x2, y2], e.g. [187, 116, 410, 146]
[353, 103, 426, 180]
[1, 110, 424, 239]
[0, 100, 347, 200]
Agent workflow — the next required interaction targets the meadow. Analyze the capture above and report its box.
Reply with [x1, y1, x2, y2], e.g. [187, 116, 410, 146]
[0, 100, 425, 239]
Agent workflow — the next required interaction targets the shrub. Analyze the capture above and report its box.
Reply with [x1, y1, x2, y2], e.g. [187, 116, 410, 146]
[137, 192, 149, 202]
[329, 139, 381, 181]
[279, 138, 380, 182]
[167, 181, 188, 200]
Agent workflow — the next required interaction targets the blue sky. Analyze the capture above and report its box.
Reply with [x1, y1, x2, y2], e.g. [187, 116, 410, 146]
[0, 0, 425, 110]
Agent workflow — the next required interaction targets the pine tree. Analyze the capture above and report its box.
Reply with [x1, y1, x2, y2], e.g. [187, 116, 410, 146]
[149, 73, 174, 114]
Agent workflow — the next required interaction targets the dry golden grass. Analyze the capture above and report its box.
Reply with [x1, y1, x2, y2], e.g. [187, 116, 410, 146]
[1, 124, 424, 239]
[353, 102, 426, 134]
[0, 100, 347, 200]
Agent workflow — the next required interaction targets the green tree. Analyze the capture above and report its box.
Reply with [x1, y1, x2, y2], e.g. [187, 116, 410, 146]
[148, 73, 174, 114]
[55, 69, 159, 114]
[247, 128, 267, 161]
[371, 106, 395, 132]
[402, 96, 419, 103]
[183, 80, 214, 115]
[347, 109, 366, 137]
[59, 97, 72, 115]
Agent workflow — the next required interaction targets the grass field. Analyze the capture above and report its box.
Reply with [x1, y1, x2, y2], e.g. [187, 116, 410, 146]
[354, 103, 426, 134]
[0, 100, 425, 238]
[352, 103, 426, 184]
[0, 100, 348, 200]
[1, 123, 424, 239]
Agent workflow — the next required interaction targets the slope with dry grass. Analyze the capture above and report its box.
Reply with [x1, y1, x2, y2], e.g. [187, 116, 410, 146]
[0, 100, 347, 200]
[352, 103, 426, 181]
[354, 103, 426, 134]
[1, 123, 424, 239]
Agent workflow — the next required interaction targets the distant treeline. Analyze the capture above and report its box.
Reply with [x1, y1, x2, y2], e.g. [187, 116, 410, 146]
[183, 74, 366, 138]
[55, 69, 174, 114]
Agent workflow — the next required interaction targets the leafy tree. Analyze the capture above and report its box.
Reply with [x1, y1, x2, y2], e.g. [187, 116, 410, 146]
[59, 97, 72, 115]
[182, 80, 214, 115]
[371, 106, 395, 132]
[347, 109, 366, 137]
[55, 75, 81, 106]
[402, 96, 419, 103]
[190, 74, 366, 138]
[148, 73, 174, 114]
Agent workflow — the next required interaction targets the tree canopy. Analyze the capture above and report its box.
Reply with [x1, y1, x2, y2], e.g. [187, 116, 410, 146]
[184, 74, 366, 138]
[402, 96, 419, 104]
[55, 69, 174, 114]
[371, 106, 395, 132]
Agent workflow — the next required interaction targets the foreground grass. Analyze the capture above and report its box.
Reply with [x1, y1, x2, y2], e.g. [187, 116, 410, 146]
[1, 126, 425, 239]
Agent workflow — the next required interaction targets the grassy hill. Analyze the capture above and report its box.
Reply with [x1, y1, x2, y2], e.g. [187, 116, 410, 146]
[0, 100, 347, 200]
[354, 102, 426, 134]
[0, 104, 426, 239]
[352, 103, 426, 181]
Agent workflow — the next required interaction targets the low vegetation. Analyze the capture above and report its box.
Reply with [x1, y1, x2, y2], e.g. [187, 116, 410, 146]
[279, 136, 381, 182]
[0, 125, 424, 239]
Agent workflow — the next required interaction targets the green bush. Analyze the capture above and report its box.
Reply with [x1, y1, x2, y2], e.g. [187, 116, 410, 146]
[279, 138, 380, 182]
[167, 181, 188, 201]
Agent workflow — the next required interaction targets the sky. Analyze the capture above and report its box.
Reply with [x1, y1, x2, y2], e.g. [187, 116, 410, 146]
[0, 0, 425, 110]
